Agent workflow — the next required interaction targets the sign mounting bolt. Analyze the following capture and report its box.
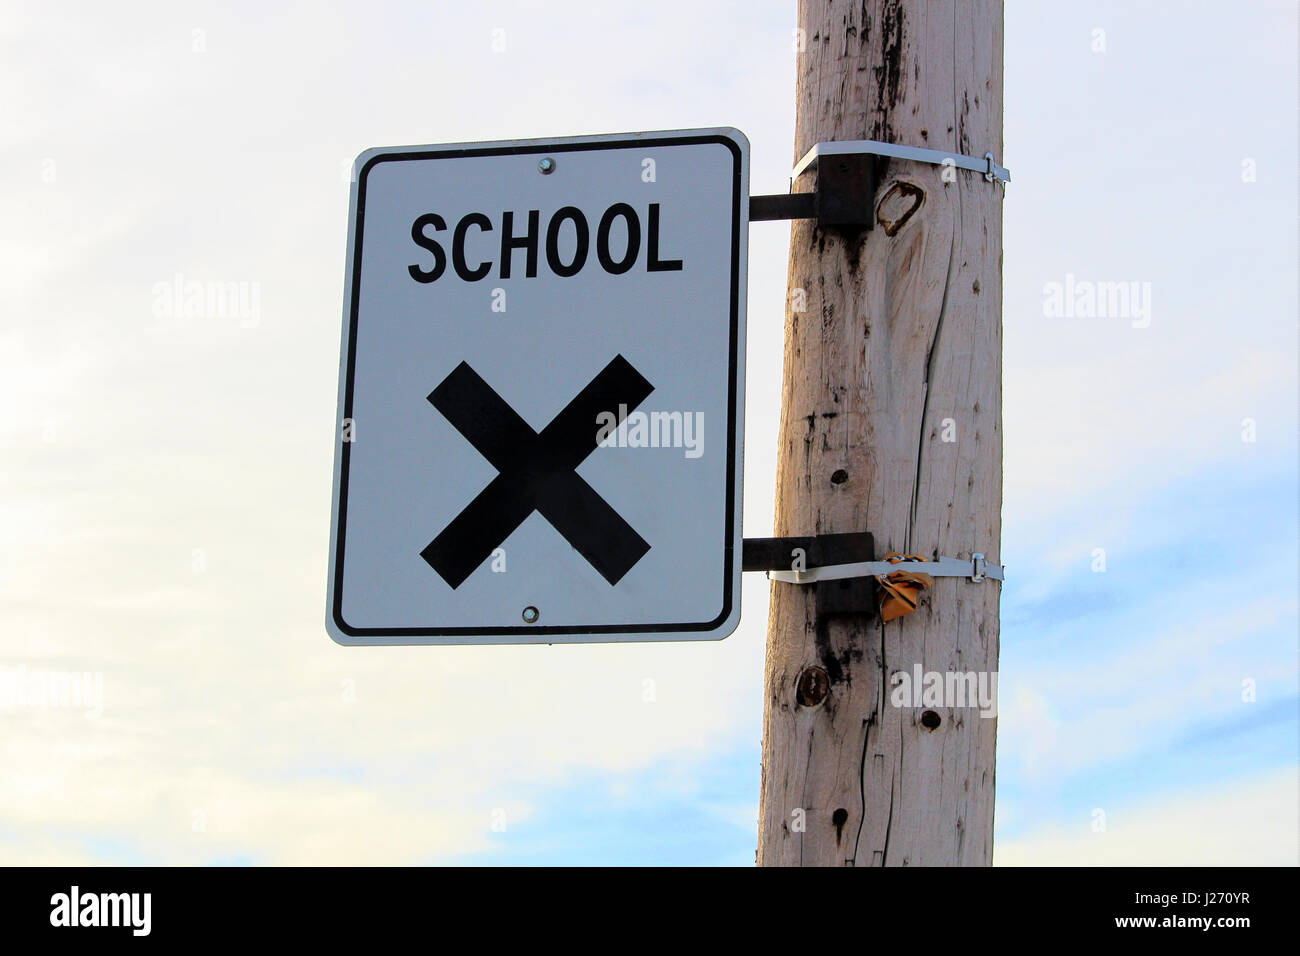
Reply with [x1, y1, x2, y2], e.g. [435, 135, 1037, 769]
[537, 157, 556, 175]
[522, 606, 540, 624]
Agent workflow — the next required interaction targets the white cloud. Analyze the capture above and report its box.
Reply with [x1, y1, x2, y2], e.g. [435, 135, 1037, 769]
[999, 585, 1295, 782]
[996, 767, 1298, 866]
[1004, 345, 1296, 525]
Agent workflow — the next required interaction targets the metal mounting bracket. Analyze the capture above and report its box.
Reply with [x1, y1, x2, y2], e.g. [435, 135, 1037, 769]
[749, 138, 1010, 227]
[742, 534, 1003, 626]
[743, 532, 878, 619]
[791, 139, 1011, 185]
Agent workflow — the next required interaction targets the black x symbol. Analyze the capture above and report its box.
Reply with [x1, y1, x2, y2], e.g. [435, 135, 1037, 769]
[423, 355, 654, 588]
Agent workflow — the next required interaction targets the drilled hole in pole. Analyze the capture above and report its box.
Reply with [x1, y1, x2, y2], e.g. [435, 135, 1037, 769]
[920, 709, 942, 731]
[832, 807, 849, 841]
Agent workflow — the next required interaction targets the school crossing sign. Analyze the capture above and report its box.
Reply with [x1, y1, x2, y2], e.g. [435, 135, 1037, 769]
[327, 129, 749, 644]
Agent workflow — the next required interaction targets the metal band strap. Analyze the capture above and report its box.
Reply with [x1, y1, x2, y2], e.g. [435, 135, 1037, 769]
[769, 554, 1005, 585]
[792, 139, 1011, 185]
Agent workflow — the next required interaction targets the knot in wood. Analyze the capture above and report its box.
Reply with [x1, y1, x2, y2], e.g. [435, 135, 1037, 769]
[796, 666, 831, 707]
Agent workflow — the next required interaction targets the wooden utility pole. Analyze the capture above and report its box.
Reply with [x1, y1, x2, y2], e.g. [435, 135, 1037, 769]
[758, 0, 1005, 866]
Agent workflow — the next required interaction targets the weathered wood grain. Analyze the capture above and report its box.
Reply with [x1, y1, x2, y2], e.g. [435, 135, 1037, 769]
[758, 0, 1004, 867]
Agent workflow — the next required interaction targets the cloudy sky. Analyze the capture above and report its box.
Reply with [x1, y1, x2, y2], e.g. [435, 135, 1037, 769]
[1, 0, 1295, 865]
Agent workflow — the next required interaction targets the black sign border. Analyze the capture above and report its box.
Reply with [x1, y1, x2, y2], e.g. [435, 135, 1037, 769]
[331, 133, 744, 640]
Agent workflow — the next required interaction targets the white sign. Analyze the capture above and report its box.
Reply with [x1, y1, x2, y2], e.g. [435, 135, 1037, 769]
[327, 129, 749, 644]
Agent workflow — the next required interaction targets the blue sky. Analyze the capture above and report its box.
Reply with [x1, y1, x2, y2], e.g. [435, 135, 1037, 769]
[0, 0, 1295, 865]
